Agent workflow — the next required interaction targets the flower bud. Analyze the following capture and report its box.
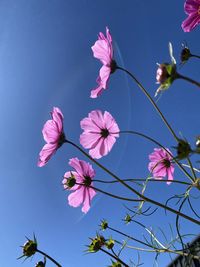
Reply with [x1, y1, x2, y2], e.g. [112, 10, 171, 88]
[175, 139, 191, 160]
[106, 238, 115, 250]
[22, 239, 37, 257]
[35, 261, 45, 267]
[196, 136, 200, 148]
[155, 63, 177, 97]
[88, 235, 105, 252]
[124, 214, 132, 224]
[194, 178, 200, 191]
[100, 220, 108, 230]
[181, 46, 191, 64]
[109, 261, 122, 267]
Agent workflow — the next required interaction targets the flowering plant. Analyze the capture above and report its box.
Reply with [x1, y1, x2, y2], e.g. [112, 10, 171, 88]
[16, 1, 200, 267]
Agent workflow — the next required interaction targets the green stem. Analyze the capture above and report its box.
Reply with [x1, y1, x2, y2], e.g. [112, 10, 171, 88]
[177, 73, 200, 88]
[99, 248, 129, 267]
[66, 140, 200, 225]
[116, 66, 179, 142]
[76, 182, 143, 202]
[187, 157, 197, 180]
[36, 249, 62, 267]
[93, 178, 191, 186]
[190, 54, 200, 60]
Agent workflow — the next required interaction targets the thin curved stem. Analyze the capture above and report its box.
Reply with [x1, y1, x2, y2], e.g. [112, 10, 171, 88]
[93, 178, 191, 186]
[36, 249, 62, 267]
[66, 140, 200, 225]
[100, 248, 129, 267]
[190, 54, 200, 60]
[122, 243, 200, 260]
[177, 73, 200, 88]
[116, 66, 179, 141]
[76, 182, 143, 202]
[187, 157, 197, 180]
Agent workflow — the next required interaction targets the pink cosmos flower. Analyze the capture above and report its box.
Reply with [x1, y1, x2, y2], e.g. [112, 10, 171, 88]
[182, 0, 200, 32]
[38, 107, 65, 167]
[91, 27, 116, 98]
[80, 110, 120, 159]
[148, 148, 175, 185]
[62, 157, 96, 213]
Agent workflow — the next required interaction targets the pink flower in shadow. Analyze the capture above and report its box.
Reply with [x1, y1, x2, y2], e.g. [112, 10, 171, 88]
[80, 110, 120, 159]
[38, 107, 65, 167]
[148, 148, 175, 185]
[91, 27, 116, 98]
[62, 157, 96, 213]
[182, 0, 200, 32]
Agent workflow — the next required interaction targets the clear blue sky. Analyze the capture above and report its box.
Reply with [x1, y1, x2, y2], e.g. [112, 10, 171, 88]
[0, 0, 199, 266]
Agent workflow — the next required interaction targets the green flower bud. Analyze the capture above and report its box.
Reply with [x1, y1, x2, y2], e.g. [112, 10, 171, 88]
[106, 238, 115, 250]
[155, 63, 177, 97]
[100, 220, 108, 230]
[109, 260, 122, 267]
[35, 261, 45, 267]
[175, 139, 191, 160]
[66, 176, 76, 188]
[22, 239, 37, 257]
[181, 46, 191, 64]
[124, 214, 132, 224]
[88, 235, 105, 253]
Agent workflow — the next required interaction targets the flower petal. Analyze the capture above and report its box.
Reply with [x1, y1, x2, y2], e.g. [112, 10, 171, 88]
[68, 186, 85, 208]
[82, 188, 96, 213]
[37, 143, 58, 167]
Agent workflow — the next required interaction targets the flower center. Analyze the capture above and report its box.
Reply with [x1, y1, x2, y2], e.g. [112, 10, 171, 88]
[163, 159, 171, 168]
[101, 128, 109, 138]
[58, 132, 66, 147]
[110, 60, 117, 73]
[84, 176, 92, 187]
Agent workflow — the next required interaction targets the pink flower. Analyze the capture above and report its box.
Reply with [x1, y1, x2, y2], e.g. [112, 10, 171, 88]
[148, 148, 175, 185]
[80, 110, 120, 159]
[182, 0, 200, 32]
[62, 157, 96, 213]
[91, 27, 116, 98]
[38, 107, 65, 167]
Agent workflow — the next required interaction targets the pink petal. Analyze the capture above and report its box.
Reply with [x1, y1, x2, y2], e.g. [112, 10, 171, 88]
[80, 132, 101, 149]
[91, 39, 112, 65]
[51, 107, 64, 133]
[68, 186, 85, 208]
[184, 0, 200, 14]
[90, 82, 104, 98]
[103, 135, 117, 155]
[42, 120, 60, 143]
[104, 111, 119, 135]
[99, 65, 111, 88]
[80, 117, 100, 132]
[89, 110, 106, 129]
[89, 138, 105, 159]
[82, 188, 96, 213]
[182, 12, 200, 32]
[167, 166, 175, 185]
[37, 143, 58, 167]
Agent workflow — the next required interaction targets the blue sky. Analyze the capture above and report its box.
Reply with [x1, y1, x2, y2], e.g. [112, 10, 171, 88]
[0, 0, 199, 266]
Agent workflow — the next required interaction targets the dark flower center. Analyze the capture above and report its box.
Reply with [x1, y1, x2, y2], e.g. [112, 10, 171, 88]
[110, 60, 117, 73]
[58, 132, 66, 147]
[163, 159, 171, 168]
[101, 128, 109, 138]
[66, 176, 76, 188]
[84, 176, 92, 187]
